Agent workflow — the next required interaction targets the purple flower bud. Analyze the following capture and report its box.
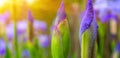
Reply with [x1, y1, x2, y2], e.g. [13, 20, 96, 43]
[38, 35, 49, 48]
[80, 0, 94, 35]
[51, 1, 66, 33]
[0, 39, 6, 56]
[34, 20, 47, 31]
[80, 0, 98, 41]
[27, 10, 34, 23]
[79, 11, 85, 20]
[55, 1, 66, 25]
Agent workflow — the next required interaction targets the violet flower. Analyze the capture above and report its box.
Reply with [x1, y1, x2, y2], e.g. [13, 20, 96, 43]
[108, 0, 120, 15]
[6, 23, 14, 40]
[0, 39, 6, 56]
[6, 21, 27, 40]
[50, 2, 66, 40]
[54, 1, 66, 25]
[112, 42, 120, 58]
[50, 1, 66, 36]
[38, 35, 49, 48]
[94, 0, 120, 23]
[34, 20, 47, 31]
[17, 20, 27, 35]
[94, 0, 110, 23]
[6, 23, 14, 51]
[6, 19, 47, 42]
[80, 0, 98, 39]
[22, 50, 30, 58]
[17, 20, 28, 42]
[114, 42, 120, 52]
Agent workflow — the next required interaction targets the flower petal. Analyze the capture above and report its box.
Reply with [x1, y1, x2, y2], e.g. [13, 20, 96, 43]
[17, 20, 27, 35]
[0, 39, 6, 56]
[55, 1, 66, 25]
[80, 0, 94, 36]
[34, 20, 47, 31]
[6, 23, 14, 40]
[38, 35, 49, 48]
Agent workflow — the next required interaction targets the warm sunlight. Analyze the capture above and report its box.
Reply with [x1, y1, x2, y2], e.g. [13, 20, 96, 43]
[0, 0, 7, 7]
[26, 0, 34, 4]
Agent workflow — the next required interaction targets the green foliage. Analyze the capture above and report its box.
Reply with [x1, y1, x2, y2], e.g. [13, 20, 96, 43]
[58, 19, 70, 58]
[5, 47, 12, 58]
[97, 22, 107, 58]
[51, 31, 64, 58]
[81, 29, 91, 58]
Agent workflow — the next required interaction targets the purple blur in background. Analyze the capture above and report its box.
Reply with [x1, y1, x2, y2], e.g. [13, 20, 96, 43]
[38, 35, 49, 48]
[0, 39, 6, 56]
[94, 0, 120, 23]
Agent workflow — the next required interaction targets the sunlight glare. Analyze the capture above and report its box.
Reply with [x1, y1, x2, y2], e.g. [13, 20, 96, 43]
[0, 0, 6, 7]
[26, 0, 34, 4]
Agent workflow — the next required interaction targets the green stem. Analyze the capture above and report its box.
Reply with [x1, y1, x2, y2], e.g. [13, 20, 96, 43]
[14, 23, 21, 58]
[81, 29, 95, 58]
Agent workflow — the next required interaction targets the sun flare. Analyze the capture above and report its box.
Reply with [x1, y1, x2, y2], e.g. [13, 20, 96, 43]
[26, 0, 34, 4]
[0, 0, 7, 7]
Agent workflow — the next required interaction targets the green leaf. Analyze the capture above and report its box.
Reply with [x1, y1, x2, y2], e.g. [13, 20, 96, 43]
[97, 22, 107, 58]
[81, 29, 95, 58]
[58, 19, 70, 58]
[51, 31, 64, 58]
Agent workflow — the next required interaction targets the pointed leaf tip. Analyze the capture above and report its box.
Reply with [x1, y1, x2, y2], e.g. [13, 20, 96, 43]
[80, 0, 94, 35]
[57, 1, 66, 24]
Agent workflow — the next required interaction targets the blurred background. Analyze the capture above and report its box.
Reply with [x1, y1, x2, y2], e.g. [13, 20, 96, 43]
[0, 0, 120, 58]
[0, 0, 85, 28]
